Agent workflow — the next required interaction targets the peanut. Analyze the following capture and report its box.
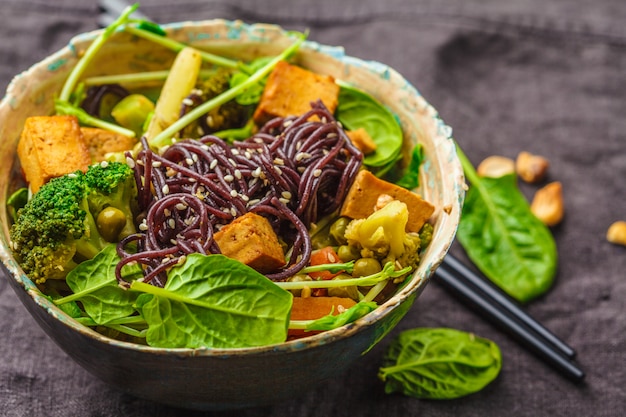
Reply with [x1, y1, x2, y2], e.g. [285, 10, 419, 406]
[516, 151, 549, 183]
[606, 221, 626, 246]
[477, 155, 516, 178]
[531, 181, 564, 226]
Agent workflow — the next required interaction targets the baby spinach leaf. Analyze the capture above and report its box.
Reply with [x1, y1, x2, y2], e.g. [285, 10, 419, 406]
[55, 244, 139, 325]
[132, 254, 293, 349]
[336, 84, 403, 170]
[393, 144, 425, 190]
[305, 301, 378, 331]
[456, 146, 557, 303]
[379, 328, 501, 399]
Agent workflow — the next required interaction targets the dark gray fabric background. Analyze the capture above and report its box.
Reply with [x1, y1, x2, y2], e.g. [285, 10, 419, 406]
[0, 0, 624, 416]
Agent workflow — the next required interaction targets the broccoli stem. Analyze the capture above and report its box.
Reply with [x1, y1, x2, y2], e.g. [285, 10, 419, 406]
[149, 32, 307, 148]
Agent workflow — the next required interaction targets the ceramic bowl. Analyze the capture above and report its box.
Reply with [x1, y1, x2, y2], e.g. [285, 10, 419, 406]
[0, 20, 464, 410]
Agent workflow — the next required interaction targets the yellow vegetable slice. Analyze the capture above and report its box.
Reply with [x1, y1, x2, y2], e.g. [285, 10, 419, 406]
[144, 47, 202, 141]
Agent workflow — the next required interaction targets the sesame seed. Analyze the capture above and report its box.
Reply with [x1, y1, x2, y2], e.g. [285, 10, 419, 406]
[153, 161, 162, 168]
[230, 207, 237, 217]
[279, 198, 290, 205]
[186, 158, 194, 166]
[192, 154, 199, 162]
[234, 169, 242, 180]
[168, 218, 176, 229]
[247, 198, 260, 206]
[224, 174, 234, 182]
[68, 173, 78, 179]
[210, 159, 218, 170]
[313, 169, 322, 177]
[244, 151, 252, 159]
[139, 221, 148, 231]
[170, 239, 178, 245]
[100, 161, 109, 168]
[230, 189, 238, 197]
[164, 209, 171, 217]
[182, 98, 194, 106]
[327, 132, 337, 138]
[297, 167, 306, 173]
[232, 149, 239, 155]
[175, 203, 187, 211]
[254, 138, 264, 144]
[228, 158, 236, 167]
[241, 194, 250, 202]
[273, 158, 285, 165]
[283, 120, 293, 127]
[162, 184, 170, 194]
[295, 152, 311, 162]
[136, 159, 145, 166]
[125, 157, 136, 169]
[274, 166, 283, 175]
[252, 167, 262, 178]
[201, 144, 210, 151]
[281, 191, 292, 199]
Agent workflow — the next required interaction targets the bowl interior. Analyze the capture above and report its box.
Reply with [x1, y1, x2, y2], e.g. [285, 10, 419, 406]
[0, 20, 463, 356]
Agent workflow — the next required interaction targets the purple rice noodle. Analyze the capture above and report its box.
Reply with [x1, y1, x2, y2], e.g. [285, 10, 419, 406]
[116, 101, 363, 286]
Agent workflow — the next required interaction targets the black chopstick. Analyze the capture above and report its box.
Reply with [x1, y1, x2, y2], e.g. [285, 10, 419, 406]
[434, 255, 585, 383]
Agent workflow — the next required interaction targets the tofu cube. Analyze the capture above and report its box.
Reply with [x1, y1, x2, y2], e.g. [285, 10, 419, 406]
[346, 128, 377, 155]
[17, 115, 91, 192]
[340, 170, 435, 232]
[253, 61, 340, 125]
[213, 212, 286, 273]
[81, 127, 137, 162]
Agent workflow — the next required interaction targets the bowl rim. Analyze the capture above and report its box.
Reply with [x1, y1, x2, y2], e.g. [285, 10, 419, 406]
[0, 18, 464, 357]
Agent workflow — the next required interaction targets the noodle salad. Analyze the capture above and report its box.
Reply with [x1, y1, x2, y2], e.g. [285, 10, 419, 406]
[7, 4, 436, 348]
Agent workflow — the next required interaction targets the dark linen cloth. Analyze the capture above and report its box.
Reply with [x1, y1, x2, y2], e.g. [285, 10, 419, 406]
[0, 0, 624, 416]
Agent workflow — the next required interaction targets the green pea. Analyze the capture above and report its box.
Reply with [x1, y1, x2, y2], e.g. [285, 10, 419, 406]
[97, 206, 127, 242]
[352, 257, 382, 277]
[337, 244, 360, 262]
[329, 217, 350, 245]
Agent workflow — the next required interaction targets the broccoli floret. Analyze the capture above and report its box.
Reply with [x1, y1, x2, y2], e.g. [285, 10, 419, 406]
[344, 200, 425, 271]
[10, 162, 137, 284]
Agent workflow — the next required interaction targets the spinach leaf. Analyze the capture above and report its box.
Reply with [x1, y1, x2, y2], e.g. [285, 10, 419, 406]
[393, 144, 425, 190]
[305, 301, 378, 331]
[132, 254, 293, 349]
[54, 244, 138, 325]
[379, 328, 501, 399]
[456, 146, 557, 303]
[335, 84, 403, 170]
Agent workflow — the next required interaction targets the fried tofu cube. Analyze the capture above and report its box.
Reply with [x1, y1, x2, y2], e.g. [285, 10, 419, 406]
[81, 127, 137, 162]
[213, 212, 286, 273]
[340, 170, 435, 232]
[346, 128, 377, 155]
[17, 115, 91, 192]
[252, 61, 340, 125]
